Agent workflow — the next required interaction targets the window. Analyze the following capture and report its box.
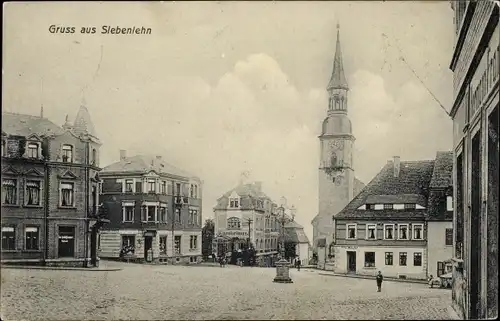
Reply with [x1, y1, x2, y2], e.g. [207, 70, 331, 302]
[161, 181, 166, 194]
[383, 204, 393, 210]
[25, 226, 39, 250]
[366, 204, 374, 210]
[384, 224, 394, 240]
[123, 206, 134, 222]
[227, 217, 241, 230]
[92, 148, 97, 164]
[398, 224, 409, 240]
[446, 196, 453, 211]
[385, 252, 393, 265]
[190, 235, 198, 250]
[366, 224, 376, 240]
[159, 236, 167, 254]
[190, 184, 194, 198]
[2, 179, 17, 205]
[189, 209, 198, 225]
[1, 227, 15, 250]
[147, 180, 156, 193]
[399, 252, 407, 266]
[404, 203, 416, 210]
[122, 235, 135, 252]
[27, 143, 39, 158]
[147, 206, 156, 222]
[194, 185, 198, 198]
[1, 140, 5, 157]
[364, 252, 375, 267]
[346, 224, 356, 239]
[413, 252, 422, 266]
[229, 198, 240, 208]
[374, 204, 384, 210]
[62, 145, 73, 162]
[413, 224, 423, 240]
[60, 183, 74, 207]
[174, 236, 181, 254]
[125, 180, 134, 193]
[175, 208, 181, 222]
[159, 207, 167, 222]
[175, 183, 181, 196]
[394, 204, 405, 210]
[445, 228, 453, 246]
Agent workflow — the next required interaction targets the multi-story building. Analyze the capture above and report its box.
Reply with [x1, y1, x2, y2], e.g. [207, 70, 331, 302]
[98, 150, 202, 264]
[213, 181, 284, 265]
[332, 152, 453, 280]
[449, 1, 499, 319]
[311, 24, 365, 268]
[1, 105, 102, 267]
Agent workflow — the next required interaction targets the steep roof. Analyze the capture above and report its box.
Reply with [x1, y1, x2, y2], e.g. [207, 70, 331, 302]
[429, 151, 453, 188]
[2, 112, 65, 137]
[327, 24, 349, 90]
[214, 182, 272, 211]
[336, 159, 435, 219]
[101, 155, 196, 179]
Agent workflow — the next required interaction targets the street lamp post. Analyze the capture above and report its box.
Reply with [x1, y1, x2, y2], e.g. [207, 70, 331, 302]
[273, 201, 294, 283]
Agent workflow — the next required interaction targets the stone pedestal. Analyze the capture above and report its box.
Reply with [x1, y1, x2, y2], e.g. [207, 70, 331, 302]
[273, 259, 293, 283]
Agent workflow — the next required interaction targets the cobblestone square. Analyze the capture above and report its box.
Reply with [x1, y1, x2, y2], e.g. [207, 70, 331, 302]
[1, 261, 452, 320]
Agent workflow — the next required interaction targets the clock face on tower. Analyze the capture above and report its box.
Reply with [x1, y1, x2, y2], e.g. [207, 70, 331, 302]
[329, 140, 344, 151]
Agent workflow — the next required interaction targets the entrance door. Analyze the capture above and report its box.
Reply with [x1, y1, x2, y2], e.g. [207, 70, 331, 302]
[58, 226, 75, 258]
[347, 251, 356, 273]
[437, 261, 445, 277]
[144, 236, 153, 261]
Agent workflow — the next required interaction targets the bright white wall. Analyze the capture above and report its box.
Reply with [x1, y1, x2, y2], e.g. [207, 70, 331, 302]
[427, 221, 453, 277]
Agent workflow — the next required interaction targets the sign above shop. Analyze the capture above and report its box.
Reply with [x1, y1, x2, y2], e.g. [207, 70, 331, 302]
[222, 231, 249, 238]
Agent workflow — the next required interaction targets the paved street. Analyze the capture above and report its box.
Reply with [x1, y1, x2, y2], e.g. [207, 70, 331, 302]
[1, 261, 452, 320]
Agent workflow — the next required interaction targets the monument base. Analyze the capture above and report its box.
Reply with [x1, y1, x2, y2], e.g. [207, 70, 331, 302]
[273, 259, 293, 283]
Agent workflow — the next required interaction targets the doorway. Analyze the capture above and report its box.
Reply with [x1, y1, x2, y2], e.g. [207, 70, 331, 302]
[58, 226, 75, 258]
[144, 236, 153, 261]
[347, 251, 356, 273]
[470, 131, 482, 319]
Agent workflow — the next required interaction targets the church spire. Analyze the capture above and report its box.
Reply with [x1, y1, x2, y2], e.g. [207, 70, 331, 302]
[327, 23, 349, 91]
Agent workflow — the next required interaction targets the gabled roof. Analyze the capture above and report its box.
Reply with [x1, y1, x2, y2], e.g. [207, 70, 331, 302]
[336, 159, 435, 219]
[429, 151, 453, 188]
[101, 155, 196, 179]
[213, 182, 272, 211]
[2, 112, 64, 137]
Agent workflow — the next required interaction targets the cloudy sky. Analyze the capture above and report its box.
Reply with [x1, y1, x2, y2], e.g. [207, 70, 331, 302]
[3, 1, 455, 240]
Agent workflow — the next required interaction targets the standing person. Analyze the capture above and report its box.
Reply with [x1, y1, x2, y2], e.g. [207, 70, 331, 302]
[297, 258, 301, 271]
[376, 271, 383, 292]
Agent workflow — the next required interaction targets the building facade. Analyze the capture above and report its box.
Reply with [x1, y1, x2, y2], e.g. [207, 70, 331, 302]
[284, 220, 311, 265]
[332, 152, 453, 281]
[1, 106, 102, 267]
[449, 1, 499, 319]
[213, 181, 283, 265]
[311, 24, 365, 268]
[98, 150, 202, 264]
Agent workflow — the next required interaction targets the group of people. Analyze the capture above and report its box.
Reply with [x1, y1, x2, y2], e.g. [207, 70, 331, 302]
[218, 256, 227, 267]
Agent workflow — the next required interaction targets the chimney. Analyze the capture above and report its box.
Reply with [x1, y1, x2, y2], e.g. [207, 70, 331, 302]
[253, 181, 262, 192]
[393, 156, 401, 177]
[120, 150, 127, 161]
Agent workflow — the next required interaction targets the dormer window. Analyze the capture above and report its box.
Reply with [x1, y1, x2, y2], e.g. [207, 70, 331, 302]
[27, 143, 39, 158]
[374, 204, 384, 210]
[62, 145, 73, 163]
[229, 198, 240, 208]
[383, 204, 393, 210]
[404, 203, 416, 210]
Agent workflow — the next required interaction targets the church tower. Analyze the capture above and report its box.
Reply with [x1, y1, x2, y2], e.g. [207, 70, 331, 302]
[313, 24, 358, 257]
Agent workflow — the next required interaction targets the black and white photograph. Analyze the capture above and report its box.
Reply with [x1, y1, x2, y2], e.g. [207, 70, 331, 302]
[1, 1, 498, 320]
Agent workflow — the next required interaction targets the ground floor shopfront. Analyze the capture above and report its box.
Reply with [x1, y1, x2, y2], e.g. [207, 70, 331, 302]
[98, 229, 202, 264]
[1, 218, 98, 267]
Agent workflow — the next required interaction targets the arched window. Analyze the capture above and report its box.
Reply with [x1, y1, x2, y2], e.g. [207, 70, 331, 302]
[340, 96, 345, 110]
[328, 98, 332, 110]
[330, 153, 338, 167]
[227, 217, 241, 230]
[334, 96, 339, 110]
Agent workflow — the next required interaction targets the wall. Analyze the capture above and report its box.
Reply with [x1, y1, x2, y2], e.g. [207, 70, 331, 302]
[297, 242, 310, 264]
[333, 245, 427, 279]
[427, 221, 453, 277]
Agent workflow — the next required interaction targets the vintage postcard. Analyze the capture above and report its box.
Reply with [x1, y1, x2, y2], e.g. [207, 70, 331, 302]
[1, 1, 498, 320]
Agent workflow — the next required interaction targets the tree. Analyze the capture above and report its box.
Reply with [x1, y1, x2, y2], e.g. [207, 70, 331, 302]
[284, 241, 297, 260]
[202, 218, 215, 260]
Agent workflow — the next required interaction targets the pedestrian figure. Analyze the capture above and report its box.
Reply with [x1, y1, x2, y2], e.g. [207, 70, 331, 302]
[376, 271, 383, 292]
[297, 258, 301, 271]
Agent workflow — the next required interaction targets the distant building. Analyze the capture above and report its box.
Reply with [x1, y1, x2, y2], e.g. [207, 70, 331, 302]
[284, 220, 311, 265]
[98, 150, 202, 264]
[449, 1, 499, 319]
[312, 23, 364, 269]
[1, 105, 102, 267]
[332, 152, 453, 280]
[213, 181, 282, 265]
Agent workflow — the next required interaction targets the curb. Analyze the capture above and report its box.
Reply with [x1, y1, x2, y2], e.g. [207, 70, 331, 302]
[318, 272, 428, 284]
[447, 306, 462, 320]
[1, 265, 122, 272]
